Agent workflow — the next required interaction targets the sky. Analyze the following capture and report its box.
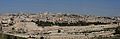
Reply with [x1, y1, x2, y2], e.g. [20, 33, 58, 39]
[0, 0, 120, 16]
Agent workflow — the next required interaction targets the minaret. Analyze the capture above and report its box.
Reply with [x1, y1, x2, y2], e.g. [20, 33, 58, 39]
[115, 18, 120, 34]
[117, 18, 120, 26]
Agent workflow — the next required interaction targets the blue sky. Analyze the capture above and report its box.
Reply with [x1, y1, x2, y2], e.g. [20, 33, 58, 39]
[0, 0, 120, 16]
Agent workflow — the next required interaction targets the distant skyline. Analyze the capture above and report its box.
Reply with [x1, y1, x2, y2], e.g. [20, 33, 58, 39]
[0, 0, 120, 16]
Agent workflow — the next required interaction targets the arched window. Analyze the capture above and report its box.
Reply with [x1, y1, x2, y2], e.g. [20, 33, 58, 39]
[58, 29, 61, 33]
[40, 37, 44, 39]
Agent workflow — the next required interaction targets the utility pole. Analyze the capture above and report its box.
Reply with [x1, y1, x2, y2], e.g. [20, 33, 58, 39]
[0, 22, 3, 33]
